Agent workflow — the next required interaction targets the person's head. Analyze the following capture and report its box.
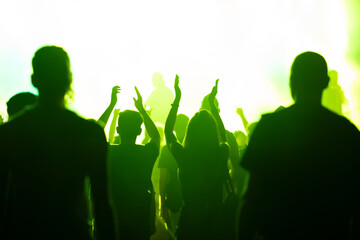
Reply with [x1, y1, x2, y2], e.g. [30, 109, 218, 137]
[234, 130, 247, 147]
[152, 72, 165, 88]
[290, 51, 329, 103]
[31, 46, 72, 103]
[328, 70, 338, 86]
[174, 114, 189, 143]
[200, 94, 220, 113]
[184, 110, 220, 150]
[116, 110, 143, 141]
[7, 92, 37, 118]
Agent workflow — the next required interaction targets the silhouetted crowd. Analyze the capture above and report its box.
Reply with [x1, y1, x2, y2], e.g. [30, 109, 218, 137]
[0, 46, 359, 240]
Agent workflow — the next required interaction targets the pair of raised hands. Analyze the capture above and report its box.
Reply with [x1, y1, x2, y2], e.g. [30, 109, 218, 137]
[173, 74, 219, 104]
[110, 85, 145, 113]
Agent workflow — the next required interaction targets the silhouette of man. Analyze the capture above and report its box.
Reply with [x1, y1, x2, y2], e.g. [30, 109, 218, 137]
[322, 70, 347, 115]
[145, 72, 174, 125]
[108, 87, 160, 240]
[238, 52, 360, 240]
[0, 46, 116, 240]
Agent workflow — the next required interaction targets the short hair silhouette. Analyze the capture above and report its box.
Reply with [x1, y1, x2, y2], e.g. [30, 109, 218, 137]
[238, 51, 360, 240]
[290, 51, 329, 100]
[0, 45, 116, 240]
[6, 92, 37, 117]
[117, 110, 143, 137]
[31, 46, 72, 99]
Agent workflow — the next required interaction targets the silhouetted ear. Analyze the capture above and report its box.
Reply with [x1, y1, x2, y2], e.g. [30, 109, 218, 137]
[31, 74, 38, 88]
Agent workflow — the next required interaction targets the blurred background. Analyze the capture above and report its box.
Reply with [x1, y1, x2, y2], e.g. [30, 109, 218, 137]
[1, 0, 360, 133]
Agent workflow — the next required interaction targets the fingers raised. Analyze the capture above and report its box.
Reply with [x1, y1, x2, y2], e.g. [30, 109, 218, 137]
[134, 86, 142, 100]
[175, 74, 179, 88]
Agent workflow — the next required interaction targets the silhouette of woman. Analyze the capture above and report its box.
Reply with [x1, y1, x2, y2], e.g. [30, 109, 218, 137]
[165, 76, 229, 240]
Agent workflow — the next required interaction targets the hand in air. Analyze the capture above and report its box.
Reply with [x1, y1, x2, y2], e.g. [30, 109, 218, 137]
[208, 79, 219, 104]
[236, 107, 244, 117]
[133, 86, 145, 112]
[174, 74, 181, 102]
[110, 86, 121, 106]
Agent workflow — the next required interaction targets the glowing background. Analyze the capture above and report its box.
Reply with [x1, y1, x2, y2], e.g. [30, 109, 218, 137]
[0, 0, 359, 133]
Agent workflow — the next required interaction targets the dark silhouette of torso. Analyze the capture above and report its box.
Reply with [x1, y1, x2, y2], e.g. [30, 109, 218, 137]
[174, 145, 228, 240]
[0, 106, 107, 240]
[108, 141, 158, 240]
[240, 104, 360, 239]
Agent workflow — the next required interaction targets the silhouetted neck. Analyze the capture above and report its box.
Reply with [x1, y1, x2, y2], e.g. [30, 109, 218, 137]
[37, 96, 65, 109]
[120, 136, 137, 145]
[294, 93, 322, 108]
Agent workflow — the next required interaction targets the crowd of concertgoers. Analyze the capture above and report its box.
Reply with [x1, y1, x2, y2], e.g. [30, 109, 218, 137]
[0, 46, 359, 240]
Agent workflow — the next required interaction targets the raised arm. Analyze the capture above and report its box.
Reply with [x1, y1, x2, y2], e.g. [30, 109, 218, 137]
[236, 107, 249, 134]
[108, 108, 120, 144]
[165, 75, 181, 146]
[97, 86, 120, 128]
[208, 79, 227, 143]
[134, 86, 160, 150]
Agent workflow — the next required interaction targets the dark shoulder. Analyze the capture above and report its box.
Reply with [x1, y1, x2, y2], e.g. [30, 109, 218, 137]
[20, 108, 102, 136]
[259, 105, 293, 122]
[321, 107, 360, 136]
[144, 141, 160, 157]
[321, 106, 356, 125]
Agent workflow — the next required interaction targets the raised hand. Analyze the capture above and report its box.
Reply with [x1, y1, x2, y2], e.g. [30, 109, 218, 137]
[133, 86, 145, 112]
[174, 74, 181, 104]
[236, 107, 244, 117]
[110, 86, 121, 106]
[165, 75, 182, 147]
[209, 79, 219, 104]
[98, 86, 121, 128]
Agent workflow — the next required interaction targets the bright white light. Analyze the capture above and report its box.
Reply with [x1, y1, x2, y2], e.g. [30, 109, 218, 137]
[0, 0, 357, 133]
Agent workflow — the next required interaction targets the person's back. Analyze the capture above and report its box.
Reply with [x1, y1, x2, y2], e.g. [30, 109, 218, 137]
[239, 52, 360, 240]
[109, 142, 158, 239]
[241, 104, 359, 239]
[108, 88, 160, 240]
[179, 147, 227, 208]
[0, 46, 115, 240]
[1, 107, 106, 239]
